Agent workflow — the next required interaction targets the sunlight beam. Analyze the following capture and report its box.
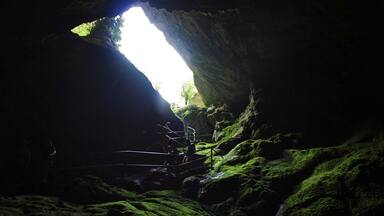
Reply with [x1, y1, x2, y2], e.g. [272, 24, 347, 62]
[119, 7, 193, 106]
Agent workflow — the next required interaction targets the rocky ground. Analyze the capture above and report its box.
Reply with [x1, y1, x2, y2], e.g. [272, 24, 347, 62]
[0, 176, 213, 216]
[181, 95, 384, 215]
[2, 98, 383, 216]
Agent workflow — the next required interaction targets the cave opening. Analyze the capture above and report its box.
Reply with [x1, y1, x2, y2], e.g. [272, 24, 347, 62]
[120, 7, 199, 109]
[2, 1, 384, 215]
[72, 7, 203, 110]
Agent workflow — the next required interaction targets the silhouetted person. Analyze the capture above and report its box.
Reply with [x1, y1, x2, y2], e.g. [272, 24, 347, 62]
[182, 139, 196, 163]
[181, 120, 196, 163]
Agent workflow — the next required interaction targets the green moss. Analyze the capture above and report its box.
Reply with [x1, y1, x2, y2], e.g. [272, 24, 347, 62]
[134, 198, 211, 216]
[214, 140, 269, 177]
[283, 141, 384, 216]
[213, 96, 260, 154]
[220, 122, 242, 140]
[351, 184, 384, 216]
[175, 104, 203, 119]
[199, 173, 244, 204]
[194, 142, 223, 166]
[262, 145, 348, 183]
[197, 132, 384, 215]
[0, 207, 23, 216]
[131, 190, 213, 216]
[195, 142, 215, 156]
[0, 175, 214, 215]
[284, 158, 345, 209]
[217, 157, 264, 179]
[0, 196, 83, 215]
[143, 190, 179, 198]
[237, 180, 273, 206]
[287, 197, 347, 216]
[218, 139, 283, 167]
[64, 175, 140, 204]
[3, 137, 383, 216]
[0, 190, 214, 216]
[213, 122, 243, 155]
[84, 201, 143, 216]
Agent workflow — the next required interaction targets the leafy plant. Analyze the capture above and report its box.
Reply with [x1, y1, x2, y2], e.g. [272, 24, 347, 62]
[181, 80, 198, 106]
[71, 16, 124, 47]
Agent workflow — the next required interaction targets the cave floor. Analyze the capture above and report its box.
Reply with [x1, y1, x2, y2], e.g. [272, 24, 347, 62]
[0, 190, 213, 216]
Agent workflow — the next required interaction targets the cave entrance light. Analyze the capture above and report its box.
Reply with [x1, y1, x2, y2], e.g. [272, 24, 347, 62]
[119, 7, 194, 107]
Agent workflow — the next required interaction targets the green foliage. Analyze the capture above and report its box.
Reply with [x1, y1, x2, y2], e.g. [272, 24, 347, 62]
[175, 104, 200, 119]
[181, 80, 198, 106]
[71, 22, 95, 36]
[89, 16, 124, 46]
[170, 102, 181, 113]
[153, 82, 162, 91]
[71, 16, 124, 47]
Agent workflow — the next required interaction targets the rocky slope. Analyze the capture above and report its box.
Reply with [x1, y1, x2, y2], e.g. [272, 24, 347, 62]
[187, 100, 384, 215]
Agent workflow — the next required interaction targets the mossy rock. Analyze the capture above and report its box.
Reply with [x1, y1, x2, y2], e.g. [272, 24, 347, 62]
[216, 139, 283, 172]
[63, 175, 140, 204]
[175, 104, 214, 140]
[0, 196, 83, 216]
[282, 141, 384, 216]
[214, 121, 242, 143]
[206, 104, 235, 126]
[212, 94, 264, 154]
[132, 190, 214, 216]
[182, 176, 203, 199]
[215, 136, 244, 155]
[198, 132, 384, 216]
[284, 197, 347, 216]
[0, 191, 214, 216]
[198, 173, 244, 204]
[0, 207, 23, 216]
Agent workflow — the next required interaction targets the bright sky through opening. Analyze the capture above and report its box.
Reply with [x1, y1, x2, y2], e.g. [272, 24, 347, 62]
[119, 7, 193, 106]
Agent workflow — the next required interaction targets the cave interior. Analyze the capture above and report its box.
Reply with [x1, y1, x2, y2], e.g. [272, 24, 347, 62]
[1, 0, 383, 215]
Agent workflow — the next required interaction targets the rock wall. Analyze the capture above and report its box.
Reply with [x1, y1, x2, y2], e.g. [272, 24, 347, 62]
[140, 0, 383, 143]
[1, 33, 182, 168]
[2, 1, 381, 166]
